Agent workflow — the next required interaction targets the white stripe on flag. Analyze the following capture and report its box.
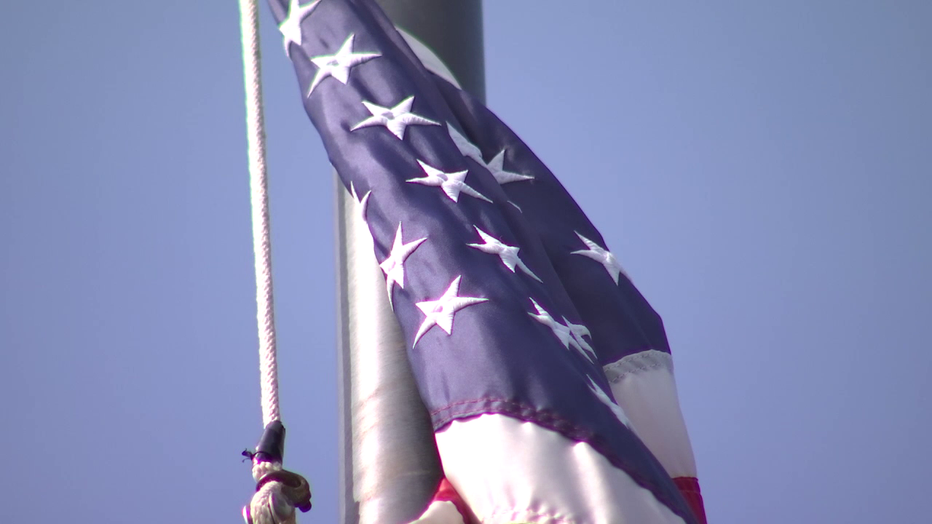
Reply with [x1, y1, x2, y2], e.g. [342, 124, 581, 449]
[398, 29, 462, 89]
[436, 414, 687, 524]
[410, 501, 466, 524]
[604, 350, 698, 479]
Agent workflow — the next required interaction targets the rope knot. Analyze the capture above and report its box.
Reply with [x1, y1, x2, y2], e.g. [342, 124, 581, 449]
[243, 422, 311, 524]
[243, 461, 312, 524]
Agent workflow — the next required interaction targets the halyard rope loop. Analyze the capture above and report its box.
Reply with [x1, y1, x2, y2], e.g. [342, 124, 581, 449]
[238, 0, 311, 521]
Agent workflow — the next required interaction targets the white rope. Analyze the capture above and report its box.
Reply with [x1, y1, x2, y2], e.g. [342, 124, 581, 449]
[238, 1, 314, 522]
[238, 0, 280, 427]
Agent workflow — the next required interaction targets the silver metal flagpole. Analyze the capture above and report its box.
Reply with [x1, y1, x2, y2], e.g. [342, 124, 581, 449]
[334, 2, 485, 524]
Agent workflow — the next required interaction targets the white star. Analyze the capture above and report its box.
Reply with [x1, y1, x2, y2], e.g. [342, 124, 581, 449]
[413, 276, 488, 346]
[447, 125, 533, 184]
[407, 160, 491, 203]
[307, 34, 380, 96]
[571, 232, 629, 284]
[529, 299, 595, 362]
[528, 298, 573, 348]
[587, 376, 631, 428]
[379, 223, 426, 310]
[279, 0, 320, 58]
[351, 96, 439, 140]
[467, 226, 541, 281]
[564, 317, 596, 362]
[348, 181, 371, 222]
[485, 149, 533, 184]
[447, 123, 484, 161]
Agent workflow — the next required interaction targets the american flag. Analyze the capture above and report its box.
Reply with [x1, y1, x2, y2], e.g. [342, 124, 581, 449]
[267, 0, 705, 522]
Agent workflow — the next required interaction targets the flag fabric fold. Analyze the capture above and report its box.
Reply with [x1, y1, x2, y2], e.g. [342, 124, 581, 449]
[266, 0, 706, 522]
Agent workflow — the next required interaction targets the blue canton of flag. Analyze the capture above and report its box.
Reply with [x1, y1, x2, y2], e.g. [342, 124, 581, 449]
[267, 1, 704, 523]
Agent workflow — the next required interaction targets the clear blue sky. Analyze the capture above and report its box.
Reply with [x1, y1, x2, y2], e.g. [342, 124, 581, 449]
[1, 1, 930, 523]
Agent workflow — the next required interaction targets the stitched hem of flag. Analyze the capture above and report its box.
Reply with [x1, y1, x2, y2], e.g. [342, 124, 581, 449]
[485, 507, 576, 524]
[603, 349, 674, 384]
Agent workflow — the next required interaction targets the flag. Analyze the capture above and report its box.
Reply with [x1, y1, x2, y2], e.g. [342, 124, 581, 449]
[267, 0, 706, 522]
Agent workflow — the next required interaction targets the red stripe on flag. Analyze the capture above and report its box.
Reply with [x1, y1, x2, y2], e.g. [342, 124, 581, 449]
[673, 477, 707, 524]
[432, 477, 473, 524]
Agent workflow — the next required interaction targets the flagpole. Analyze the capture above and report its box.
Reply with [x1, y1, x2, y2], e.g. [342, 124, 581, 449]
[334, 3, 485, 524]
[375, 1, 485, 104]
